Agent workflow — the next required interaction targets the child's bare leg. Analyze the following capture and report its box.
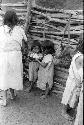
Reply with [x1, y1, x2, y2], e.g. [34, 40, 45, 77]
[62, 104, 74, 120]
[10, 88, 16, 99]
[41, 83, 50, 99]
[62, 104, 68, 114]
[0, 90, 7, 106]
[26, 81, 34, 92]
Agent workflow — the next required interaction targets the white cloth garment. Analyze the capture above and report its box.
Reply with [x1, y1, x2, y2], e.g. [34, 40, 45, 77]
[61, 52, 83, 107]
[0, 25, 27, 90]
[37, 54, 54, 90]
[74, 84, 83, 125]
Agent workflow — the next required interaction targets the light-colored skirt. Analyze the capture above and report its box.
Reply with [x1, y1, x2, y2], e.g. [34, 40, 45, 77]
[61, 77, 76, 106]
[37, 63, 54, 90]
[0, 51, 23, 90]
[74, 89, 83, 125]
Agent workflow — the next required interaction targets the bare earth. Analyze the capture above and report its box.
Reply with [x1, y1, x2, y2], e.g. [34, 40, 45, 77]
[0, 88, 74, 125]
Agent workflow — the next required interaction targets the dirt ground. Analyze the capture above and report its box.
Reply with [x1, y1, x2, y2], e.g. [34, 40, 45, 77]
[0, 87, 75, 125]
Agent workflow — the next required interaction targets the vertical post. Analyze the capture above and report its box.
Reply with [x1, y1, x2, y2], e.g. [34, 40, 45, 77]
[24, 0, 34, 35]
[68, 13, 72, 45]
[43, 10, 47, 40]
[61, 13, 72, 49]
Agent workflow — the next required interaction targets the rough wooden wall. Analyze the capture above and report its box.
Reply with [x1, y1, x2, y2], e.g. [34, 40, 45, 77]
[0, 1, 83, 94]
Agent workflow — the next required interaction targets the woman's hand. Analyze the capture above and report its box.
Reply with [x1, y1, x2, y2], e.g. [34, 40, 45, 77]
[75, 55, 83, 70]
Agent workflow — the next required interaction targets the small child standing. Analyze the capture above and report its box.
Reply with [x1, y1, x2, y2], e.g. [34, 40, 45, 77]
[36, 40, 55, 99]
[28, 40, 43, 92]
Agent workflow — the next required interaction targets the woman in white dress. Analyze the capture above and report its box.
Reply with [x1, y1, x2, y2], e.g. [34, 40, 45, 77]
[0, 10, 27, 106]
[61, 39, 83, 120]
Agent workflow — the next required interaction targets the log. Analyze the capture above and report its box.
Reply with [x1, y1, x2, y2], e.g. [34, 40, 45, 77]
[24, 0, 32, 35]
[52, 90, 63, 94]
[31, 10, 68, 24]
[31, 19, 83, 32]
[33, 5, 83, 15]
[31, 31, 79, 42]
[1, 3, 27, 7]
[54, 84, 65, 90]
[54, 66, 68, 73]
[31, 35, 78, 44]
[54, 76, 67, 83]
[12, 8, 83, 22]
[31, 10, 83, 23]
[30, 29, 83, 36]
[54, 71, 68, 80]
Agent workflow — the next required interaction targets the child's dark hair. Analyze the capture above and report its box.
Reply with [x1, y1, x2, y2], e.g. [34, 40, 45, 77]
[31, 40, 42, 53]
[42, 40, 55, 54]
[3, 10, 18, 28]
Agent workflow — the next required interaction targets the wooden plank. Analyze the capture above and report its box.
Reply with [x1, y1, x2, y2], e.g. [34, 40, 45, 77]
[54, 84, 65, 90]
[31, 10, 68, 24]
[54, 66, 68, 73]
[12, 8, 83, 22]
[52, 90, 63, 94]
[54, 77, 67, 86]
[1, 3, 27, 7]
[31, 35, 78, 44]
[33, 5, 83, 15]
[30, 29, 83, 36]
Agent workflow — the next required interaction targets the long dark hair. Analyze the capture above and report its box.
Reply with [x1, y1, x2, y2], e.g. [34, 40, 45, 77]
[31, 40, 42, 53]
[3, 10, 18, 28]
[42, 40, 55, 54]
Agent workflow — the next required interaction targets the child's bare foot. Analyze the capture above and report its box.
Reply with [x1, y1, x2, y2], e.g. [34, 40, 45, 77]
[61, 110, 74, 121]
[24, 85, 32, 93]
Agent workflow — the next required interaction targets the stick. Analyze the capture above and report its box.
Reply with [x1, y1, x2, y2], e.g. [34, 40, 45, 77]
[24, 0, 32, 35]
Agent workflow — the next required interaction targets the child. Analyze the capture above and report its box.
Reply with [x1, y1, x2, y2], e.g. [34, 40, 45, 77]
[36, 40, 55, 99]
[0, 10, 27, 106]
[28, 40, 43, 92]
[61, 38, 83, 120]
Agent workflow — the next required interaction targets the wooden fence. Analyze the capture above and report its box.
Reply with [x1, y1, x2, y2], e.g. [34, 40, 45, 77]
[0, 2, 83, 94]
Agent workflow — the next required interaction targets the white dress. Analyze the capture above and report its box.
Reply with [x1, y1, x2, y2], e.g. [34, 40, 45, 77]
[37, 54, 54, 90]
[61, 52, 83, 108]
[74, 84, 83, 125]
[0, 25, 27, 90]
